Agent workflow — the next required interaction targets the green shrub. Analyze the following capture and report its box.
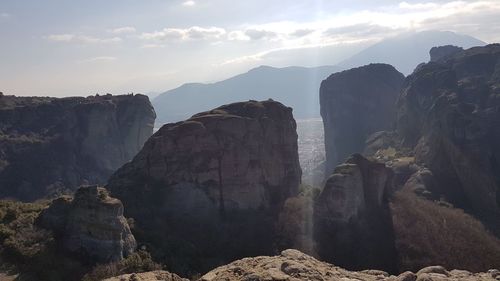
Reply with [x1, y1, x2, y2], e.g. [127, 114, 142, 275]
[82, 250, 162, 281]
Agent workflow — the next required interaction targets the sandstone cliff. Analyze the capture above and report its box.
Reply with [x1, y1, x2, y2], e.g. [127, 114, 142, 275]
[314, 154, 397, 273]
[107, 99, 302, 274]
[37, 185, 136, 263]
[396, 44, 500, 234]
[320, 64, 404, 175]
[0, 94, 155, 201]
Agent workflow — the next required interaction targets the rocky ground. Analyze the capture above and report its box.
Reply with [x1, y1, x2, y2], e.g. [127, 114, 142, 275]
[107, 250, 500, 281]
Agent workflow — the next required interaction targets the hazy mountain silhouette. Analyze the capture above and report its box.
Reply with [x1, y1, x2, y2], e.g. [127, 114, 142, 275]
[153, 31, 485, 123]
[339, 30, 486, 74]
[153, 65, 342, 123]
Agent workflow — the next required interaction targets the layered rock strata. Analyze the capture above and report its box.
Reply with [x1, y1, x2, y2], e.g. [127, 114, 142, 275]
[37, 185, 136, 263]
[396, 44, 500, 233]
[0, 94, 156, 200]
[107, 99, 302, 274]
[320, 64, 404, 175]
[314, 154, 397, 273]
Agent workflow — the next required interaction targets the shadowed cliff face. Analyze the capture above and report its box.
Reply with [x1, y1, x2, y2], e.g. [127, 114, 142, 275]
[107, 99, 302, 275]
[314, 154, 398, 273]
[320, 64, 405, 176]
[0, 94, 156, 201]
[397, 44, 500, 234]
[37, 185, 136, 263]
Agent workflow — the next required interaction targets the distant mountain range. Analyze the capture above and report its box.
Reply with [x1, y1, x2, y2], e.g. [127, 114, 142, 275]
[339, 30, 485, 75]
[153, 31, 486, 123]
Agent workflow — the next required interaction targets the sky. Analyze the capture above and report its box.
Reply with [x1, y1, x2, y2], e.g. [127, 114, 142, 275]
[1, 0, 500, 97]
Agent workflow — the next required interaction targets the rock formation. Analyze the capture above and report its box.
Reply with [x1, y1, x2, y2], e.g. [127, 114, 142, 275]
[37, 185, 136, 263]
[0, 94, 156, 201]
[107, 99, 302, 274]
[103, 271, 187, 281]
[200, 249, 499, 281]
[320, 64, 405, 175]
[429, 45, 464, 62]
[314, 154, 397, 272]
[396, 44, 500, 234]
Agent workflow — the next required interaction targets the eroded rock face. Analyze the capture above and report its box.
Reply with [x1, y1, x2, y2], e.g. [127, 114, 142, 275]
[0, 94, 156, 201]
[107, 99, 302, 274]
[37, 185, 136, 263]
[320, 64, 405, 175]
[430, 45, 464, 62]
[314, 154, 397, 273]
[397, 44, 500, 234]
[200, 249, 498, 281]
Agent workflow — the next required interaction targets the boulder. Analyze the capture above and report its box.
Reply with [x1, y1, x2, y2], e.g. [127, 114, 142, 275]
[37, 185, 136, 263]
[314, 154, 397, 273]
[0, 94, 156, 201]
[107, 99, 302, 274]
[396, 44, 500, 234]
[320, 64, 405, 175]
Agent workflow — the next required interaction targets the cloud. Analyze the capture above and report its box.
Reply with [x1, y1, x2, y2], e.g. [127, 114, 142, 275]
[324, 24, 397, 38]
[47, 34, 122, 44]
[398, 2, 439, 10]
[0, 12, 10, 18]
[182, 1, 196, 6]
[289, 29, 315, 37]
[47, 34, 75, 42]
[140, 26, 226, 41]
[108, 26, 136, 34]
[244, 29, 277, 40]
[141, 44, 166, 48]
[227, 31, 250, 41]
[78, 56, 117, 63]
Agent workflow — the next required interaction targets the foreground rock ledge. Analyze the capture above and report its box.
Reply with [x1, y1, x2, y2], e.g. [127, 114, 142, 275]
[103, 270, 188, 281]
[200, 249, 499, 281]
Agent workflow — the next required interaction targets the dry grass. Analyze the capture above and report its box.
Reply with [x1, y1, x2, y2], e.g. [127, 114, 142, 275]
[391, 189, 500, 272]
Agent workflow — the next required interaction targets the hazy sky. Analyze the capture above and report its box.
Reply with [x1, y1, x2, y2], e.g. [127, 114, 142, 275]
[1, 0, 499, 97]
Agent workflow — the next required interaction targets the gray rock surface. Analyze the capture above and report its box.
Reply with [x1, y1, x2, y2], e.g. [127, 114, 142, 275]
[320, 64, 404, 175]
[37, 185, 136, 263]
[429, 45, 463, 62]
[314, 154, 397, 273]
[396, 44, 500, 234]
[107, 99, 302, 274]
[0, 94, 155, 200]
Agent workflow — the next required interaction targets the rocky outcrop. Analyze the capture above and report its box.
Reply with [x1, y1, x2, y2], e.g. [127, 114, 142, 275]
[314, 154, 397, 273]
[396, 44, 500, 234]
[103, 271, 187, 281]
[320, 64, 405, 175]
[200, 249, 499, 281]
[0, 94, 156, 201]
[107, 100, 302, 274]
[430, 45, 463, 62]
[37, 185, 136, 263]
